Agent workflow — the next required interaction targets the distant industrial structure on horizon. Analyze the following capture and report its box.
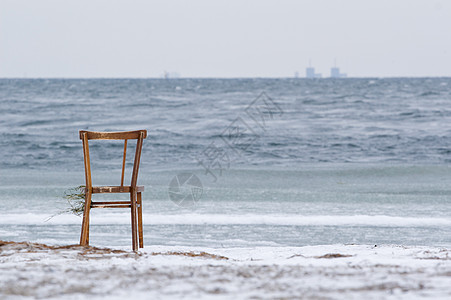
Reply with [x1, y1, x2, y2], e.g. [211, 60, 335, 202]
[330, 67, 347, 78]
[305, 67, 322, 78]
[305, 66, 347, 78]
[162, 71, 181, 79]
[303, 60, 347, 78]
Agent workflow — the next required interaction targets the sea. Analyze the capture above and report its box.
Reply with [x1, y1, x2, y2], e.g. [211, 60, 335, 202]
[1, 78, 451, 248]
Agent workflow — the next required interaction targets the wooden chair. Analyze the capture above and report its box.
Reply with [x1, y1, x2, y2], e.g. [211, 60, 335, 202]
[79, 130, 147, 251]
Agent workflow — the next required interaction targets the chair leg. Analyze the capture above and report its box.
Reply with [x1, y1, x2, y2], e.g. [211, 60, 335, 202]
[137, 192, 144, 248]
[80, 192, 92, 246]
[130, 192, 138, 251]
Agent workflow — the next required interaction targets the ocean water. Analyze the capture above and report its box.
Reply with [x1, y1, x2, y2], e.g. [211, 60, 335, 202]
[0, 78, 450, 248]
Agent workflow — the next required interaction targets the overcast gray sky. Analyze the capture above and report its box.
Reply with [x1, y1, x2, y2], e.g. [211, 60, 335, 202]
[1, 0, 450, 78]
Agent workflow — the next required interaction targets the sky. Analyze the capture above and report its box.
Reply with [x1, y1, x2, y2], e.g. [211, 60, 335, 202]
[1, 0, 450, 78]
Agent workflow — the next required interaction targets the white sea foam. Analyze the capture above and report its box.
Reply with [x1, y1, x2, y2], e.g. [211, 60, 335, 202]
[2, 213, 450, 227]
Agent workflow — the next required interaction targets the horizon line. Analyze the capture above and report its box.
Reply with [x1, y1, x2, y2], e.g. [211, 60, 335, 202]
[1, 76, 451, 80]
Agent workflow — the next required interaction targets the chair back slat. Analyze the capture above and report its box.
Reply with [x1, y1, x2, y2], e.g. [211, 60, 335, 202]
[131, 131, 145, 187]
[79, 130, 147, 140]
[121, 140, 128, 187]
[81, 132, 93, 190]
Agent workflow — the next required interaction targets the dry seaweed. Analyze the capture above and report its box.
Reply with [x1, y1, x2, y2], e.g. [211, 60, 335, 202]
[0, 241, 230, 260]
[62, 185, 86, 216]
[151, 251, 229, 260]
[0, 240, 131, 257]
[46, 185, 86, 221]
[315, 253, 353, 259]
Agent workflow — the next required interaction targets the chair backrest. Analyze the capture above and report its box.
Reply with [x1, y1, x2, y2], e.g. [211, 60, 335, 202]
[79, 130, 147, 191]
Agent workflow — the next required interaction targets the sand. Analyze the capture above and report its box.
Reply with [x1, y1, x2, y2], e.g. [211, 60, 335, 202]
[1, 241, 450, 299]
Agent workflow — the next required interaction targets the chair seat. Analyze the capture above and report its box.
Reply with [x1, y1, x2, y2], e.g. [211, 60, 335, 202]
[90, 185, 145, 194]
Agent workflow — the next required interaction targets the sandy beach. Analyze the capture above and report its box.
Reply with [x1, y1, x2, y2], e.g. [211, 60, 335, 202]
[1, 241, 450, 299]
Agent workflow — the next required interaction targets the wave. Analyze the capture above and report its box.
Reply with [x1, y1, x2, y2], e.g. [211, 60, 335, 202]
[419, 91, 441, 97]
[2, 213, 451, 227]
